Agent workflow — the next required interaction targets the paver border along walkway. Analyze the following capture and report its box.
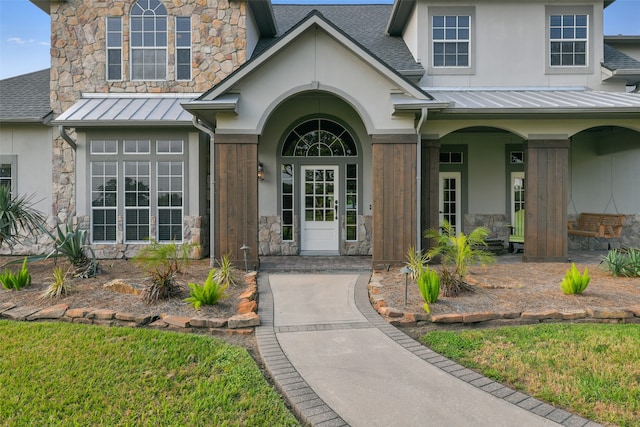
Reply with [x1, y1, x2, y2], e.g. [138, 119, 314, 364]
[256, 273, 601, 427]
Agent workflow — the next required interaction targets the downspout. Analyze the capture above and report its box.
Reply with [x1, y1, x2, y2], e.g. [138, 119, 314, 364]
[415, 107, 428, 253]
[191, 116, 216, 268]
[59, 126, 77, 150]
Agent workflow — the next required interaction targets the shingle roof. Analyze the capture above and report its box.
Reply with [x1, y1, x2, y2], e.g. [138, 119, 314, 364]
[0, 69, 52, 123]
[603, 44, 640, 70]
[255, 5, 423, 75]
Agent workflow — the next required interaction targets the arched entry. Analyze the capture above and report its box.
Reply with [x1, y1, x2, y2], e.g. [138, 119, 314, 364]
[279, 117, 361, 255]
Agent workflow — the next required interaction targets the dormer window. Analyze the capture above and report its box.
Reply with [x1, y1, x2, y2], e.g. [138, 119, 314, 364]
[432, 15, 470, 67]
[130, 0, 168, 80]
[549, 14, 588, 67]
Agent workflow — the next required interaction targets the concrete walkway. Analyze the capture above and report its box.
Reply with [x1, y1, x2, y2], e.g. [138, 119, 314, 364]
[256, 273, 600, 427]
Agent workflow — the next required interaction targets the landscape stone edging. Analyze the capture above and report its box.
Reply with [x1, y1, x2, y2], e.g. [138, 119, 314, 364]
[0, 272, 261, 336]
[368, 284, 640, 327]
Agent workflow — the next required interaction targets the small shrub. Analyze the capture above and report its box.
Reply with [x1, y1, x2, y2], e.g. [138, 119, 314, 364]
[41, 266, 72, 299]
[416, 266, 440, 314]
[214, 252, 236, 287]
[561, 263, 590, 295]
[133, 241, 195, 304]
[602, 248, 640, 277]
[184, 269, 228, 310]
[405, 246, 428, 281]
[0, 257, 31, 290]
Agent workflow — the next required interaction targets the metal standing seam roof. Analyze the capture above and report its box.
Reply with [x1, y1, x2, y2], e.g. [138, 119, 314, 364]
[52, 95, 198, 126]
[428, 89, 640, 112]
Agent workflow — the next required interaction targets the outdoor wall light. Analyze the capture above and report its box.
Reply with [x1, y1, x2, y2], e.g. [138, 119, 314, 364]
[257, 162, 265, 181]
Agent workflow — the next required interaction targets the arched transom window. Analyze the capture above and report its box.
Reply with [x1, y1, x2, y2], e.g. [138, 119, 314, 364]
[282, 119, 357, 157]
[130, 0, 168, 80]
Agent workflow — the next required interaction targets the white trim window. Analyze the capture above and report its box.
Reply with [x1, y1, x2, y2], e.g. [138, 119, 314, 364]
[0, 156, 16, 195]
[130, 0, 168, 81]
[175, 16, 192, 81]
[550, 14, 588, 67]
[106, 17, 122, 81]
[432, 15, 470, 67]
[89, 139, 184, 244]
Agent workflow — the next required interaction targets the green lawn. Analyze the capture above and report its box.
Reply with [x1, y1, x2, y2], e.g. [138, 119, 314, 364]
[421, 323, 640, 427]
[0, 321, 299, 426]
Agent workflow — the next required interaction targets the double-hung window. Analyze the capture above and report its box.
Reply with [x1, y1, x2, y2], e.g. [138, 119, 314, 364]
[89, 138, 184, 244]
[130, 0, 168, 80]
[0, 157, 16, 196]
[432, 15, 470, 67]
[175, 16, 191, 81]
[106, 17, 122, 81]
[549, 14, 588, 66]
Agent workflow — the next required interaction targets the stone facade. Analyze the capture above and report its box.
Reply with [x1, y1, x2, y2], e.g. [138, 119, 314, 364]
[464, 214, 510, 247]
[258, 214, 373, 256]
[46, 0, 246, 257]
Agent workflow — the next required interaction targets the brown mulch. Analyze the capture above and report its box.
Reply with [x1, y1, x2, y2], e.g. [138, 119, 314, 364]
[0, 257, 256, 352]
[373, 261, 640, 317]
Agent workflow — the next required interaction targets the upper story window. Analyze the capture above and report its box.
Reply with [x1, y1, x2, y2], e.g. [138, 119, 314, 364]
[545, 6, 592, 74]
[549, 14, 588, 67]
[175, 17, 191, 81]
[106, 17, 122, 81]
[130, 0, 168, 80]
[432, 15, 470, 67]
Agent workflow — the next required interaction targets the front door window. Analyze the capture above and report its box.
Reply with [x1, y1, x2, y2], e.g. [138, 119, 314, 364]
[301, 166, 339, 253]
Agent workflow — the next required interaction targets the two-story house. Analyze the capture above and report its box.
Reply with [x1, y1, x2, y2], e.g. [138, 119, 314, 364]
[1, 0, 640, 267]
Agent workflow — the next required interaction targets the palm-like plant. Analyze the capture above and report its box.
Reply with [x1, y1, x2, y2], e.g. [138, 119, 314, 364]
[424, 220, 495, 296]
[0, 186, 45, 248]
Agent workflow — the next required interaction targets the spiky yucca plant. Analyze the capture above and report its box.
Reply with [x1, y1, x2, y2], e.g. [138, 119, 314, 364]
[405, 246, 429, 281]
[424, 220, 495, 297]
[0, 186, 45, 248]
[560, 263, 590, 295]
[214, 252, 236, 287]
[40, 266, 72, 299]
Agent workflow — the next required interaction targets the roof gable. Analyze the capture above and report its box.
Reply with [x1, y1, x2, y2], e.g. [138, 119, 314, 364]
[196, 10, 430, 103]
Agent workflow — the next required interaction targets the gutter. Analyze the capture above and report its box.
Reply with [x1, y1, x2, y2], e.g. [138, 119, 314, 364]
[191, 116, 217, 268]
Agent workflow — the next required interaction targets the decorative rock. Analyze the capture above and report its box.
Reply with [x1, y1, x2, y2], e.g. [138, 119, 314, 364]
[190, 317, 227, 328]
[148, 319, 168, 329]
[413, 312, 430, 321]
[162, 315, 191, 328]
[431, 313, 464, 323]
[228, 312, 260, 329]
[463, 312, 501, 323]
[237, 300, 257, 314]
[73, 318, 93, 325]
[587, 308, 633, 319]
[65, 307, 91, 318]
[389, 317, 417, 327]
[630, 306, 640, 317]
[27, 304, 69, 320]
[238, 289, 256, 301]
[211, 327, 253, 336]
[115, 312, 156, 325]
[2, 306, 41, 321]
[561, 309, 587, 320]
[103, 279, 143, 296]
[499, 312, 522, 319]
[0, 302, 16, 313]
[87, 309, 116, 320]
[378, 307, 404, 318]
[521, 310, 563, 321]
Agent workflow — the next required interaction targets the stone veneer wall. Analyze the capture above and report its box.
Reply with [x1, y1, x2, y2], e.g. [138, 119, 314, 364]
[48, 0, 246, 257]
[464, 214, 510, 246]
[258, 215, 373, 256]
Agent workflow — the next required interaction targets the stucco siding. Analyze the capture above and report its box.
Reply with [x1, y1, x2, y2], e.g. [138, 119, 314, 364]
[0, 124, 53, 214]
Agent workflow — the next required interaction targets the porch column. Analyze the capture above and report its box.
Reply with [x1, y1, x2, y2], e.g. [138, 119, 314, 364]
[421, 138, 440, 250]
[213, 134, 259, 268]
[523, 139, 569, 262]
[372, 134, 417, 265]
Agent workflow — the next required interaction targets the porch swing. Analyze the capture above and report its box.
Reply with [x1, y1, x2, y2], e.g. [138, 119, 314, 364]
[567, 144, 625, 240]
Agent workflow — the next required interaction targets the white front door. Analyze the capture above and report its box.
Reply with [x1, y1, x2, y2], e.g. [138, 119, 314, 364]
[439, 172, 461, 235]
[301, 165, 339, 254]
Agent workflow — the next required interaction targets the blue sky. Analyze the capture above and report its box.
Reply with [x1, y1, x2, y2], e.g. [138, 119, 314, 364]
[0, 0, 638, 79]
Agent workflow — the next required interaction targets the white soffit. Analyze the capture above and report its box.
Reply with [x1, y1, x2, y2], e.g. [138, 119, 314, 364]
[428, 89, 640, 113]
[52, 94, 199, 126]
